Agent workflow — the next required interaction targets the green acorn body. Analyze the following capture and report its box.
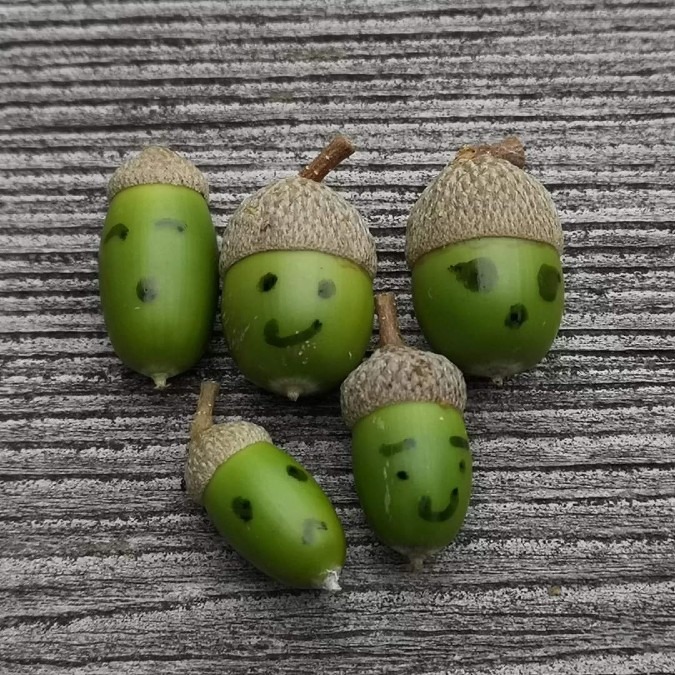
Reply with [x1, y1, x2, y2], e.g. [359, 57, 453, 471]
[99, 147, 218, 387]
[406, 137, 564, 381]
[341, 294, 471, 568]
[220, 136, 376, 400]
[185, 382, 346, 590]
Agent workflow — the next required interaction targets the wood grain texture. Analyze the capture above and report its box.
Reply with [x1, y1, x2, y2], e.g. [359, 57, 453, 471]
[1, 0, 675, 673]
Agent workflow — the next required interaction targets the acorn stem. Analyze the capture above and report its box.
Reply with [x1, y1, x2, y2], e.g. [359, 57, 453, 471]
[298, 134, 355, 182]
[455, 135, 525, 169]
[375, 292, 406, 348]
[191, 380, 219, 441]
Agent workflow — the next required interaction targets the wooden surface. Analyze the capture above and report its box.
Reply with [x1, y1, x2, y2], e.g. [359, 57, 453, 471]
[1, 1, 675, 673]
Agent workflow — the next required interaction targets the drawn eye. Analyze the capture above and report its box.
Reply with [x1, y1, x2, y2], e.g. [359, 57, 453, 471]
[317, 279, 336, 299]
[450, 436, 469, 450]
[232, 497, 253, 522]
[537, 264, 562, 302]
[258, 273, 278, 292]
[287, 465, 308, 481]
[380, 437, 416, 457]
[449, 257, 498, 293]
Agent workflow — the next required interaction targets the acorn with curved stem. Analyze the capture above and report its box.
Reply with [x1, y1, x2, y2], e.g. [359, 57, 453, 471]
[220, 135, 377, 401]
[185, 381, 346, 590]
[406, 136, 565, 382]
[340, 293, 472, 569]
[99, 146, 219, 388]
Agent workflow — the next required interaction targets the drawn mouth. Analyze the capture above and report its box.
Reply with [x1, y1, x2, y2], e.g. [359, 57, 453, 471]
[264, 318, 322, 348]
[418, 489, 459, 523]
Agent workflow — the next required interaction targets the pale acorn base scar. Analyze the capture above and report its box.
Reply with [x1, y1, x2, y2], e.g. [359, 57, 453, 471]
[264, 319, 322, 348]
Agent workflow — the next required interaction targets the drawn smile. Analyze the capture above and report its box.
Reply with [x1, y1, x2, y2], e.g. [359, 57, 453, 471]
[264, 318, 323, 348]
[418, 489, 459, 523]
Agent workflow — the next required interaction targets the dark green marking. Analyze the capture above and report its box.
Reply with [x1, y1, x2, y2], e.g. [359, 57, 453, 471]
[136, 277, 158, 303]
[418, 488, 460, 523]
[258, 273, 278, 292]
[287, 465, 308, 482]
[538, 264, 562, 302]
[449, 257, 498, 293]
[104, 222, 129, 243]
[459, 460, 467, 474]
[504, 303, 528, 328]
[301, 518, 328, 545]
[396, 470, 409, 480]
[318, 279, 336, 299]
[450, 436, 469, 449]
[232, 497, 253, 522]
[379, 437, 416, 458]
[155, 217, 186, 233]
[264, 318, 322, 348]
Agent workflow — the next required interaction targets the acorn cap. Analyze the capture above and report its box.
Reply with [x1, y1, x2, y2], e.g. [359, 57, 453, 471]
[185, 420, 271, 504]
[405, 136, 563, 268]
[220, 176, 376, 278]
[341, 345, 467, 428]
[108, 145, 209, 202]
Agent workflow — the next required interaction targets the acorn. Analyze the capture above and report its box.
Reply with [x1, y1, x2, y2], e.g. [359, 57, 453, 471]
[99, 146, 219, 388]
[406, 136, 564, 381]
[340, 293, 471, 569]
[185, 381, 346, 590]
[220, 135, 377, 400]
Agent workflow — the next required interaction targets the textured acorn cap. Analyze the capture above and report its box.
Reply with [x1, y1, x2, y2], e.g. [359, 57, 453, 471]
[340, 344, 467, 429]
[108, 145, 209, 202]
[185, 421, 271, 504]
[219, 175, 377, 278]
[405, 140, 563, 268]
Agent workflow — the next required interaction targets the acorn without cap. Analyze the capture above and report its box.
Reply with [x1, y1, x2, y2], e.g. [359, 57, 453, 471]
[340, 293, 472, 569]
[185, 381, 346, 590]
[406, 136, 564, 381]
[220, 135, 377, 400]
[99, 146, 219, 387]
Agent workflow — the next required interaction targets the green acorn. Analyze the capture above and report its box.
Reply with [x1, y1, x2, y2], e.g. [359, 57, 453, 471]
[220, 135, 377, 400]
[185, 381, 346, 590]
[340, 293, 471, 569]
[99, 146, 219, 388]
[406, 136, 564, 381]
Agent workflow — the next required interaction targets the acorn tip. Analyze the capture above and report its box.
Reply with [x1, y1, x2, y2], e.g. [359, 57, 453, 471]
[321, 569, 342, 592]
[408, 556, 425, 573]
[286, 387, 301, 402]
[152, 374, 169, 389]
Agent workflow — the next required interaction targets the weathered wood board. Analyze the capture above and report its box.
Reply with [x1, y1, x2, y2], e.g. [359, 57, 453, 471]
[1, 1, 675, 673]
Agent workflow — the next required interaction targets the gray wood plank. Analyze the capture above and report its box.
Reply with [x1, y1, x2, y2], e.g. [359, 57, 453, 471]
[1, 0, 675, 673]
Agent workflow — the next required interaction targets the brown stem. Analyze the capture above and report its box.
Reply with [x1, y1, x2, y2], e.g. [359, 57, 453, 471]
[375, 292, 406, 348]
[191, 380, 219, 441]
[298, 134, 355, 182]
[454, 135, 525, 169]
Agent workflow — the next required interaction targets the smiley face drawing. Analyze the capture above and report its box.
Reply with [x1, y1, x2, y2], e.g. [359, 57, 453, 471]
[412, 237, 564, 381]
[99, 175, 218, 388]
[221, 249, 374, 400]
[218, 142, 378, 400]
[350, 401, 473, 563]
[406, 137, 565, 382]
